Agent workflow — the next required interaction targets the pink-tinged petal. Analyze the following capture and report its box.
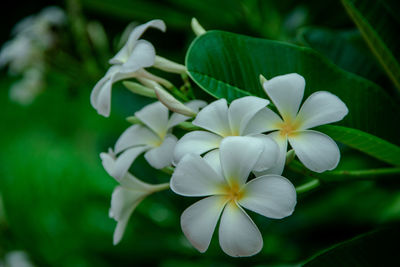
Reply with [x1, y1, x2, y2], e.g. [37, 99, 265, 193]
[181, 196, 227, 253]
[173, 131, 222, 164]
[263, 73, 305, 121]
[296, 91, 349, 130]
[219, 137, 264, 186]
[227, 96, 269, 135]
[192, 99, 231, 137]
[289, 130, 340, 173]
[218, 202, 263, 257]
[144, 134, 177, 169]
[109, 19, 166, 64]
[239, 175, 296, 219]
[242, 108, 283, 135]
[135, 101, 169, 138]
[170, 154, 225, 197]
[115, 124, 161, 154]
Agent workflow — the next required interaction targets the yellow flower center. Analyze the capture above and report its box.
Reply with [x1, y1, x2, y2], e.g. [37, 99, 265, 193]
[222, 181, 244, 202]
[277, 119, 301, 137]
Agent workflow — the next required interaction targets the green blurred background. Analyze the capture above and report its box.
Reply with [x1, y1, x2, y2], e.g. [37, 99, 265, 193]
[1, 0, 399, 266]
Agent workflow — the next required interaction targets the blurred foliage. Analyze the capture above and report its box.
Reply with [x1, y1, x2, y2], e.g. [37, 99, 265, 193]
[0, 0, 399, 266]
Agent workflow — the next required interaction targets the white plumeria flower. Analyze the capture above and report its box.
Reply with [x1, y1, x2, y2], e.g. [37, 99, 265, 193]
[9, 68, 44, 105]
[110, 100, 206, 180]
[246, 73, 349, 174]
[171, 137, 296, 257]
[173, 96, 279, 172]
[90, 19, 166, 117]
[101, 151, 169, 245]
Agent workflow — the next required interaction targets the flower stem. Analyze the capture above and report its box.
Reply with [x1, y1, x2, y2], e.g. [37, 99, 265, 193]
[160, 166, 174, 175]
[151, 182, 170, 193]
[295, 179, 320, 194]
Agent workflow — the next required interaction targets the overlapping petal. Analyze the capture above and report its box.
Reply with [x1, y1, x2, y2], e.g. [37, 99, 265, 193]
[263, 73, 305, 121]
[227, 96, 269, 135]
[219, 137, 264, 186]
[288, 130, 340, 173]
[111, 146, 149, 181]
[239, 175, 296, 219]
[250, 134, 279, 172]
[135, 101, 169, 138]
[115, 124, 161, 154]
[119, 40, 156, 73]
[242, 108, 283, 135]
[144, 134, 177, 169]
[173, 131, 222, 164]
[218, 202, 263, 257]
[192, 99, 231, 137]
[181, 196, 227, 253]
[167, 100, 207, 128]
[110, 186, 145, 245]
[109, 19, 166, 64]
[296, 91, 349, 130]
[170, 154, 225, 197]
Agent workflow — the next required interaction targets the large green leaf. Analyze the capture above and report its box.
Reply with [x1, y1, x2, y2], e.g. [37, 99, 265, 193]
[304, 228, 400, 266]
[342, 0, 400, 92]
[318, 125, 400, 166]
[186, 31, 400, 144]
[298, 27, 383, 82]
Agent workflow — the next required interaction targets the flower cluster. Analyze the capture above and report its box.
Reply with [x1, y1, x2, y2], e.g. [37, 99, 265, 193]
[0, 6, 66, 105]
[92, 19, 348, 257]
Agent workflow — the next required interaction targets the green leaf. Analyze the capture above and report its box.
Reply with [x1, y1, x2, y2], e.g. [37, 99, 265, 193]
[186, 30, 400, 144]
[304, 228, 400, 266]
[318, 125, 400, 166]
[298, 27, 383, 82]
[342, 0, 400, 92]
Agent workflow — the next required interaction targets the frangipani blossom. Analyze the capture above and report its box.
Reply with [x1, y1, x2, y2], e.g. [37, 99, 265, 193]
[101, 151, 169, 245]
[246, 73, 348, 174]
[173, 96, 279, 171]
[171, 137, 296, 257]
[110, 100, 206, 180]
[90, 19, 166, 117]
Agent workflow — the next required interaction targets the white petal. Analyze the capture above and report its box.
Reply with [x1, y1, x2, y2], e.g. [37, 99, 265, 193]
[170, 154, 225, 197]
[119, 40, 156, 73]
[227, 96, 269, 135]
[254, 131, 288, 176]
[90, 77, 112, 117]
[110, 19, 166, 64]
[218, 202, 263, 257]
[135, 101, 169, 138]
[242, 108, 283, 135]
[192, 99, 231, 137]
[144, 134, 177, 169]
[203, 149, 223, 178]
[167, 100, 207, 129]
[263, 73, 305, 121]
[181, 196, 227, 253]
[173, 131, 222, 164]
[296, 91, 349, 130]
[115, 124, 162, 154]
[250, 134, 279, 172]
[239, 175, 296, 219]
[112, 146, 149, 181]
[288, 130, 340, 173]
[110, 186, 146, 244]
[219, 137, 264, 186]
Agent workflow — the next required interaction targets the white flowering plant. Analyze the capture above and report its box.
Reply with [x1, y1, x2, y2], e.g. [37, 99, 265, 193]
[89, 15, 400, 260]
